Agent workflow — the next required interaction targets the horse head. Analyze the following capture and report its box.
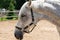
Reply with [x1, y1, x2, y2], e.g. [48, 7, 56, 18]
[14, 0, 60, 40]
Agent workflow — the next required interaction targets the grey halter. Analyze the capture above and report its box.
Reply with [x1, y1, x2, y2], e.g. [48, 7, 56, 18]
[16, 8, 36, 33]
[16, 0, 37, 33]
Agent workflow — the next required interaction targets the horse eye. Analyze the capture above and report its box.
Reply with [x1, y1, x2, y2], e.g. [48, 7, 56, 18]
[21, 14, 28, 22]
[21, 14, 26, 17]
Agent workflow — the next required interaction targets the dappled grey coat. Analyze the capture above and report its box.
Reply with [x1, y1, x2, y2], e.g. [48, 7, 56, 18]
[15, 0, 60, 39]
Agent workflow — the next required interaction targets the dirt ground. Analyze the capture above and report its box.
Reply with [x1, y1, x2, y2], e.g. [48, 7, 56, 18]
[0, 20, 60, 40]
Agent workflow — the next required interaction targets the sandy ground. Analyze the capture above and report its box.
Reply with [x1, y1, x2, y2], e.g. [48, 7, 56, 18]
[0, 20, 60, 40]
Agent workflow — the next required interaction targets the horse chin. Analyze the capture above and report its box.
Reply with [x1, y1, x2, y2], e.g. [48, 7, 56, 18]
[14, 29, 23, 40]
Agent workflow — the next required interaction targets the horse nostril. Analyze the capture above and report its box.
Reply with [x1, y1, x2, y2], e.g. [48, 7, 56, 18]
[14, 30, 23, 40]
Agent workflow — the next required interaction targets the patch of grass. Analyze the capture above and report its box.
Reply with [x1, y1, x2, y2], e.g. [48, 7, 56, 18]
[0, 17, 18, 21]
[0, 17, 1, 21]
[0, 17, 7, 21]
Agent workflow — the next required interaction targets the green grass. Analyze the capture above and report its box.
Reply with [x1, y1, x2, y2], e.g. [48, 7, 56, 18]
[0, 17, 7, 21]
[0, 17, 1, 21]
[0, 17, 18, 21]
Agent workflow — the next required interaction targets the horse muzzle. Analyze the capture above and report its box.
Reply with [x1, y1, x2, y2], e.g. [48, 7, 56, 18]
[14, 29, 23, 40]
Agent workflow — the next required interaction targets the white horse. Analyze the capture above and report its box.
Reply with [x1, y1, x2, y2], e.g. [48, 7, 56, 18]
[14, 0, 60, 40]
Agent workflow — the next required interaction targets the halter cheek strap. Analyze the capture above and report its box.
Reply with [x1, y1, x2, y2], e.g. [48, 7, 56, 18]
[24, 8, 34, 29]
[23, 8, 36, 33]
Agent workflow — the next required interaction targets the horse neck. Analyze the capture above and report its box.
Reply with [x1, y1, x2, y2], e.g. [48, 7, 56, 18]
[33, 12, 43, 24]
